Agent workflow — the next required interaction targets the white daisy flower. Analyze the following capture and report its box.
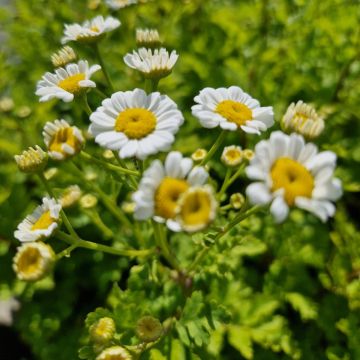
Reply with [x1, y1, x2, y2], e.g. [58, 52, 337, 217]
[124, 48, 178, 79]
[245, 131, 342, 223]
[105, 0, 138, 10]
[136, 28, 161, 48]
[96, 346, 131, 360]
[61, 16, 121, 44]
[13, 242, 55, 282]
[176, 185, 217, 233]
[36, 60, 101, 103]
[192, 86, 274, 134]
[89, 88, 184, 159]
[43, 119, 85, 160]
[14, 197, 62, 242]
[132, 151, 209, 231]
[221, 145, 243, 167]
[281, 100, 325, 139]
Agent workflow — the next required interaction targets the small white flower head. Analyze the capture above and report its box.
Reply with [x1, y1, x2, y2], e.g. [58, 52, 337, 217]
[0, 297, 20, 326]
[36, 60, 101, 103]
[136, 316, 163, 342]
[51, 46, 77, 68]
[133, 151, 209, 231]
[61, 16, 121, 44]
[89, 88, 184, 160]
[96, 346, 132, 360]
[105, 0, 138, 10]
[13, 242, 55, 282]
[191, 148, 207, 163]
[14, 146, 48, 173]
[136, 28, 161, 48]
[281, 100, 325, 139]
[192, 86, 274, 134]
[221, 145, 243, 167]
[245, 131, 342, 223]
[60, 185, 82, 208]
[176, 185, 217, 233]
[124, 48, 178, 79]
[230, 193, 245, 209]
[14, 197, 61, 242]
[90, 317, 116, 344]
[43, 119, 85, 160]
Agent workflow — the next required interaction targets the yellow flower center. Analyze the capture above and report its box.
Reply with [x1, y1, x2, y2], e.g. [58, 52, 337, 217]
[115, 108, 157, 139]
[90, 26, 100, 33]
[216, 100, 252, 126]
[48, 127, 81, 157]
[17, 247, 41, 277]
[58, 73, 85, 95]
[270, 157, 314, 206]
[31, 210, 54, 231]
[179, 189, 213, 228]
[225, 149, 242, 163]
[155, 177, 189, 219]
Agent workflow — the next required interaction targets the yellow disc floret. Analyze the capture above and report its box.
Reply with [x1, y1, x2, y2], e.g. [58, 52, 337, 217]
[155, 177, 189, 219]
[216, 100, 252, 127]
[115, 108, 157, 139]
[58, 73, 85, 95]
[271, 157, 314, 206]
[31, 211, 54, 231]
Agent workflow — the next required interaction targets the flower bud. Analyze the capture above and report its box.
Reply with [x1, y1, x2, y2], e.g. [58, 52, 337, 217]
[90, 317, 116, 344]
[80, 194, 98, 209]
[243, 149, 254, 161]
[51, 46, 77, 68]
[136, 29, 162, 49]
[14, 146, 48, 173]
[191, 148, 207, 163]
[230, 193, 245, 209]
[136, 316, 163, 342]
[281, 100, 325, 139]
[13, 242, 55, 282]
[96, 346, 132, 360]
[60, 185, 82, 208]
[0, 97, 14, 112]
[221, 145, 243, 167]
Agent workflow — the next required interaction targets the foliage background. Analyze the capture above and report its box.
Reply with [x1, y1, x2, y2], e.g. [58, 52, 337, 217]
[1, 0, 360, 359]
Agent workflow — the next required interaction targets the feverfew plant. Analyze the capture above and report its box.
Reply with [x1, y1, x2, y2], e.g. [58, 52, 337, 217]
[8, 2, 350, 360]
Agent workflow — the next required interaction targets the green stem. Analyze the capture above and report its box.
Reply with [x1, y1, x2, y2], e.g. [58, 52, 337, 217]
[69, 161, 132, 227]
[145, 78, 159, 93]
[80, 151, 139, 176]
[152, 220, 181, 271]
[112, 151, 139, 189]
[56, 243, 78, 260]
[187, 205, 263, 272]
[38, 172, 78, 239]
[86, 209, 114, 239]
[94, 87, 108, 99]
[94, 42, 114, 92]
[56, 230, 153, 258]
[227, 163, 246, 188]
[217, 167, 232, 201]
[200, 130, 227, 166]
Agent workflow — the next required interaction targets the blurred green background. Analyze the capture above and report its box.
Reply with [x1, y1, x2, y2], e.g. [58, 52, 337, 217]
[1, 0, 360, 359]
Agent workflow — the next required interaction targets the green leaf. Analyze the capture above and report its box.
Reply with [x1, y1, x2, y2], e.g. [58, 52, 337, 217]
[228, 325, 253, 359]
